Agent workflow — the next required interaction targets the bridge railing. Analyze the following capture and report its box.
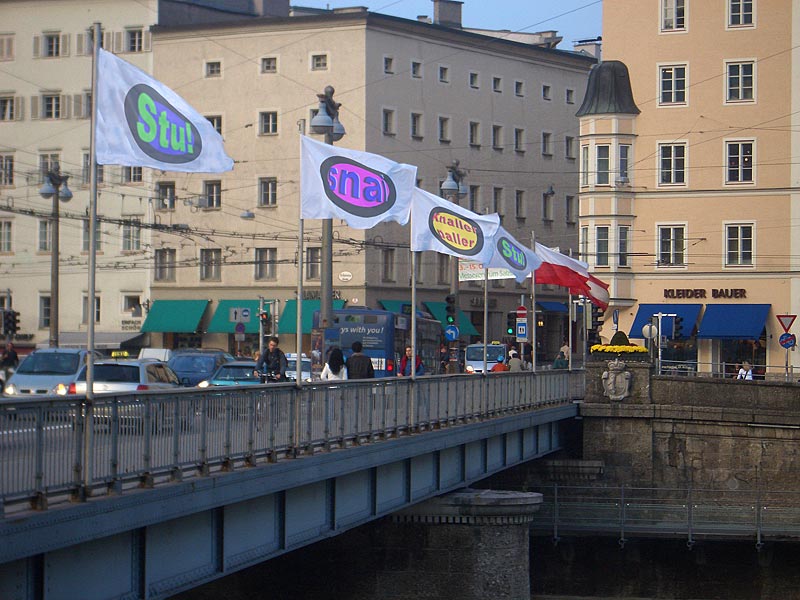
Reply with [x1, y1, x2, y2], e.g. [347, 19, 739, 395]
[0, 370, 583, 515]
[528, 484, 800, 546]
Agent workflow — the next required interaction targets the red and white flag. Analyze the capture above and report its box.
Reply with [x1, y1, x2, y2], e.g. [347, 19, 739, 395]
[583, 273, 610, 310]
[533, 244, 610, 309]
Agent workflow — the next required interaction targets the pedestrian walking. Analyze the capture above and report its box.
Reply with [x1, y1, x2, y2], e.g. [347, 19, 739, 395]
[346, 341, 375, 379]
[320, 347, 347, 381]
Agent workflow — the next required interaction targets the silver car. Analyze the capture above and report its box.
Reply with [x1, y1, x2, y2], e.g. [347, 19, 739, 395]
[65, 359, 181, 395]
[4, 348, 100, 397]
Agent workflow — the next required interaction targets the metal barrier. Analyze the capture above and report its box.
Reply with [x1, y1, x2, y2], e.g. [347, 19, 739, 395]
[660, 360, 797, 382]
[0, 370, 582, 514]
[529, 484, 800, 547]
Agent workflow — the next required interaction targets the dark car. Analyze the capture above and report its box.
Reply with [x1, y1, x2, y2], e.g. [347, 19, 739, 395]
[167, 349, 235, 386]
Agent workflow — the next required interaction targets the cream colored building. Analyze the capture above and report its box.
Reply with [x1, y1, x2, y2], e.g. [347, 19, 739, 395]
[578, 0, 799, 375]
[145, 2, 595, 356]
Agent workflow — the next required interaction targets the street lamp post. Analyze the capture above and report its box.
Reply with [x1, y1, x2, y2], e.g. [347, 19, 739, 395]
[440, 160, 468, 373]
[39, 163, 73, 348]
[310, 86, 345, 332]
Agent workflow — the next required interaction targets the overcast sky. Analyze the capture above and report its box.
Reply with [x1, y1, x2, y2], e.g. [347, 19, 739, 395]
[296, 0, 603, 49]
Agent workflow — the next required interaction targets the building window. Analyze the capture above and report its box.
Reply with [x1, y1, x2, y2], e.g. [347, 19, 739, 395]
[258, 177, 277, 206]
[42, 94, 62, 119]
[383, 56, 394, 74]
[311, 53, 328, 71]
[618, 144, 631, 182]
[726, 224, 753, 266]
[123, 295, 142, 318]
[0, 154, 13, 186]
[492, 125, 503, 150]
[259, 111, 278, 135]
[381, 248, 395, 282]
[82, 218, 101, 252]
[155, 248, 176, 281]
[514, 128, 525, 153]
[581, 146, 589, 186]
[0, 220, 11, 252]
[492, 187, 504, 218]
[255, 247, 277, 280]
[660, 65, 687, 105]
[382, 109, 395, 135]
[437, 254, 449, 284]
[492, 77, 502, 93]
[156, 182, 175, 210]
[580, 227, 589, 262]
[596, 226, 609, 266]
[438, 116, 450, 142]
[411, 61, 422, 78]
[542, 192, 553, 222]
[469, 121, 480, 147]
[618, 226, 630, 267]
[565, 136, 576, 159]
[659, 226, 685, 266]
[261, 56, 277, 73]
[469, 72, 479, 88]
[542, 84, 552, 100]
[39, 296, 51, 329]
[515, 190, 525, 220]
[469, 185, 479, 212]
[126, 29, 144, 53]
[204, 180, 222, 208]
[566, 88, 575, 104]
[122, 218, 141, 251]
[661, 0, 686, 31]
[0, 34, 15, 61]
[306, 247, 321, 280]
[0, 96, 17, 121]
[38, 219, 52, 252]
[727, 61, 754, 102]
[82, 295, 101, 324]
[540, 132, 553, 156]
[438, 65, 449, 83]
[514, 80, 524, 97]
[410, 112, 423, 138]
[726, 141, 754, 183]
[729, 0, 754, 26]
[659, 143, 686, 184]
[207, 115, 222, 134]
[43, 33, 62, 57]
[200, 248, 221, 281]
[565, 195, 576, 224]
[123, 166, 143, 183]
[596, 145, 610, 184]
[39, 153, 59, 184]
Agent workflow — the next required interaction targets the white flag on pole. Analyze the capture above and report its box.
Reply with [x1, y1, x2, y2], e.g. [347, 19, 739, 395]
[485, 226, 543, 283]
[410, 187, 500, 264]
[300, 135, 417, 228]
[95, 48, 233, 173]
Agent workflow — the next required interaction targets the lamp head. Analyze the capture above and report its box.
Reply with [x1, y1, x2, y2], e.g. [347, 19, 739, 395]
[310, 100, 333, 134]
[39, 180, 56, 199]
[331, 113, 345, 141]
[58, 179, 73, 202]
[441, 171, 459, 193]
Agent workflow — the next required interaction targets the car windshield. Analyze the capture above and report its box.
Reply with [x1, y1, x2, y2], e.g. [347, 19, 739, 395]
[215, 366, 258, 381]
[169, 355, 216, 373]
[76, 364, 139, 383]
[17, 352, 81, 375]
[287, 359, 311, 372]
[466, 346, 505, 362]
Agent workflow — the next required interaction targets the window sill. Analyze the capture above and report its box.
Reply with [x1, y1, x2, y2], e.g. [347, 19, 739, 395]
[515, 149, 525, 155]
[411, 135, 424, 141]
[383, 132, 396, 137]
[724, 180, 755, 186]
[202, 206, 222, 211]
[438, 138, 451, 145]
[541, 152, 553, 158]
[258, 132, 279, 137]
[469, 143, 481, 149]
[492, 146, 503, 152]
[257, 204, 277, 209]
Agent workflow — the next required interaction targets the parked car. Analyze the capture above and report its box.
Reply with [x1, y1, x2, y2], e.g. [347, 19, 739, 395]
[61, 359, 182, 395]
[167, 349, 235, 386]
[197, 360, 260, 388]
[285, 353, 313, 382]
[4, 348, 100, 397]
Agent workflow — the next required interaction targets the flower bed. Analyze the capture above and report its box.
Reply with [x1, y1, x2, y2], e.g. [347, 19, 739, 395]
[590, 344, 650, 362]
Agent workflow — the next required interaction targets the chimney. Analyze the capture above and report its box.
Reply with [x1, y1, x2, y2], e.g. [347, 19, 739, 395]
[255, 0, 290, 18]
[432, 0, 463, 29]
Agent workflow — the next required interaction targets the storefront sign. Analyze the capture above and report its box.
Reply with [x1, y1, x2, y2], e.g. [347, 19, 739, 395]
[663, 288, 747, 299]
[121, 319, 142, 331]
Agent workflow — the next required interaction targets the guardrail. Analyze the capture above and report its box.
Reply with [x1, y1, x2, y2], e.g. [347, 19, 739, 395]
[0, 370, 583, 515]
[659, 360, 797, 382]
[529, 484, 800, 547]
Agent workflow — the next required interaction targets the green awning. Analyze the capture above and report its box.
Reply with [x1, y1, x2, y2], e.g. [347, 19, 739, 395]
[141, 300, 209, 333]
[277, 299, 346, 335]
[423, 301, 480, 337]
[206, 299, 274, 334]
[378, 300, 415, 315]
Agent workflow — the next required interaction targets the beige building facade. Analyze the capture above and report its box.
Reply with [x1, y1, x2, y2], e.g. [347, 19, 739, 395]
[146, 5, 595, 356]
[579, 0, 800, 375]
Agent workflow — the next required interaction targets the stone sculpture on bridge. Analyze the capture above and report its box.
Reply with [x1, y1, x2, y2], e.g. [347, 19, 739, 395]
[602, 358, 632, 401]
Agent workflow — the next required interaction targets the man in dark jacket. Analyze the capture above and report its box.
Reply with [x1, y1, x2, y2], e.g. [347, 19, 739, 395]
[255, 336, 287, 381]
[346, 341, 374, 379]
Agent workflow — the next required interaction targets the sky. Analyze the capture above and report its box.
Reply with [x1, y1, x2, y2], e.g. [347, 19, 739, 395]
[296, 0, 603, 49]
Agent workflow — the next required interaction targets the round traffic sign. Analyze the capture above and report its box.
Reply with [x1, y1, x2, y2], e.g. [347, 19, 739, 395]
[779, 332, 796, 349]
[234, 322, 246, 334]
[516, 305, 528, 319]
[444, 324, 460, 341]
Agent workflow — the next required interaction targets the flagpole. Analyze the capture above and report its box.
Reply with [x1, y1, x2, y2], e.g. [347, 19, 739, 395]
[409, 240, 417, 430]
[82, 21, 102, 500]
[483, 265, 488, 375]
[530, 233, 537, 373]
[567, 292, 573, 371]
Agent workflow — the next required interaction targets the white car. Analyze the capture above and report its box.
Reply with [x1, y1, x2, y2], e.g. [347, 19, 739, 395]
[63, 359, 181, 395]
[285, 353, 313, 382]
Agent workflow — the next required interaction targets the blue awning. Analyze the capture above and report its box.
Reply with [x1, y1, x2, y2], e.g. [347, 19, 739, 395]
[696, 304, 770, 340]
[629, 304, 703, 339]
[537, 301, 568, 313]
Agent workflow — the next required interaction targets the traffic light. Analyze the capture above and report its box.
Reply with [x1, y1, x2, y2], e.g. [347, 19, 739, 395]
[506, 311, 516, 335]
[259, 311, 270, 331]
[591, 306, 604, 330]
[445, 294, 457, 325]
[2, 310, 14, 336]
[673, 315, 684, 338]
